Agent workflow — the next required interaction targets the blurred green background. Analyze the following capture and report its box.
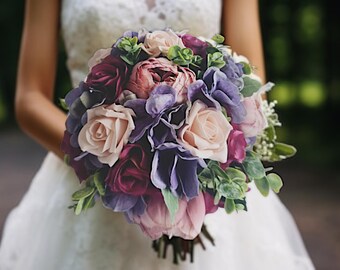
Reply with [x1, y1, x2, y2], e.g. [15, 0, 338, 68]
[0, 0, 339, 170]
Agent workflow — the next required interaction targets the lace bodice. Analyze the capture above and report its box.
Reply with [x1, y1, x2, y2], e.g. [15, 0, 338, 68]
[61, 0, 222, 87]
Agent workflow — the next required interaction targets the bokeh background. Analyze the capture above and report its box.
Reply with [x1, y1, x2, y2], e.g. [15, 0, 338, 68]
[0, 0, 339, 269]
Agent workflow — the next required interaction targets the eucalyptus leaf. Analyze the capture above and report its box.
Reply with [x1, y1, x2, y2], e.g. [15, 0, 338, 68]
[225, 167, 247, 182]
[254, 176, 270, 197]
[241, 62, 252, 75]
[218, 182, 244, 199]
[224, 199, 236, 214]
[167, 45, 181, 60]
[214, 191, 222, 205]
[267, 173, 283, 193]
[161, 189, 179, 223]
[235, 203, 245, 211]
[75, 197, 85, 215]
[242, 151, 266, 180]
[211, 34, 225, 44]
[241, 76, 262, 97]
[72, 186, 95, 201]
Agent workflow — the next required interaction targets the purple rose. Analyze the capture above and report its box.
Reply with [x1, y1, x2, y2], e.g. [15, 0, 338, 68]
[106, 144, 151, 196]
[181, 34, 208, 58]
[86, 54, 129, 102]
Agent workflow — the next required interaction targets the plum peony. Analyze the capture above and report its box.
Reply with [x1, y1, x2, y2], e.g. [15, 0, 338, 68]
[126, 57, 195, 103]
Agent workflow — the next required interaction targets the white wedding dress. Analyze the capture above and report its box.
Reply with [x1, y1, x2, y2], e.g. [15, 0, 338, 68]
[0, 0, 315, 269]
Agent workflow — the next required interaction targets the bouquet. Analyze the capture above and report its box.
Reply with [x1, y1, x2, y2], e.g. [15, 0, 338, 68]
[61, 28, 296, 263]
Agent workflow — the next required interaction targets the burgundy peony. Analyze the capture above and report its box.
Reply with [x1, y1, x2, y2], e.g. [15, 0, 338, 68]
[86, 54, 129, 102]
[181, 34, 208, 58]
[106, 144, 151, 196]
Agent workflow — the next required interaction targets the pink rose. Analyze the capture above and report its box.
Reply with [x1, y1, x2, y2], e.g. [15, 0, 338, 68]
[78, 104, 135, 167]
[220, 128, 247, 170]
[239, 93, 268, 137]
[131, 192, 206, 240]
[106, 144, 151, 196]
[126, 57, 196, 103]
[178, 101, 233, 163]
[142, 29, 185, 57]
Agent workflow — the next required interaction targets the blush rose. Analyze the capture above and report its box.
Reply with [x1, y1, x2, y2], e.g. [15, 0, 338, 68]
[178, 100, 233, 163]
[78, 104, 135, 167]
[142, 29, 185, 57]
[239, 92, 268, 137]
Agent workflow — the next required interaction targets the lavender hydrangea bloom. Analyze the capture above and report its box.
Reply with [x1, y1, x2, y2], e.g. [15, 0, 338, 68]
[221, 56, 244, 89]
[203, 67, 246, 123]
[102, 191, 146, 215]
[151, 143, 206, 200]
[125, 85, 180, 148]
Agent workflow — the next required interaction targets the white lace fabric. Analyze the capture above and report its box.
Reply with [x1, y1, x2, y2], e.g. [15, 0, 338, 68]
[61, 0, 222, 87]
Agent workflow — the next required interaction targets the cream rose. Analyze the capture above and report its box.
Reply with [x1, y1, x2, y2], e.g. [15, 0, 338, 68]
[178, 101, 233, 162]
[239, 92, 268, 138]
[142, 29, 185, 57]
[78, 104, 135, 167]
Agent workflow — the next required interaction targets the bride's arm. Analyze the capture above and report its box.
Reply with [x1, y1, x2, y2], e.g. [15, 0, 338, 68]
[15, 0, 66, 159]
[222, 0, 266, 82]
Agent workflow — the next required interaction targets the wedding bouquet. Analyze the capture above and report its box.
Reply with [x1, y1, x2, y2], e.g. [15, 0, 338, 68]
[61, 28, 296, 263]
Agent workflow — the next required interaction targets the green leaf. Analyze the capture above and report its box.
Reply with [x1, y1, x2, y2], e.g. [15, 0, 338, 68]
[211, 34, 225, 44]
[241, 62, 252, 75]
[235, 203, 245, 211]
[267, 173, 283, 193]
[225, 167, 247, 182]
[59, 98, 68, 111]
[161, 189, 179, 223]
[75, 197, 85, 215]
[254, 176, 270, 196]
[218, 182, 244, 199]
[167, 45, 181, 60]
[93, 172, 105, 196]
[273, 143, 297, 158]
[63, 154, 70, 165]
[214, 191, 222, 205]
[266, 126, 276, 141]
[72, 186, 95, 201]
[83, 191, 96, 211]
[242, 151, 266, 180]
[207, 52, 226, 69]
[224, 199, 236, 214]
[241, 76, 262, 97]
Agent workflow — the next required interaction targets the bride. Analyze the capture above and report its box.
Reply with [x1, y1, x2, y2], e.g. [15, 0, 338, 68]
[0, 0, 315, 269]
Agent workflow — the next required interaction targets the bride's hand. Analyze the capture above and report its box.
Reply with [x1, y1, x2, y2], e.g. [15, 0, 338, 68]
[15, 0, 66, 159]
